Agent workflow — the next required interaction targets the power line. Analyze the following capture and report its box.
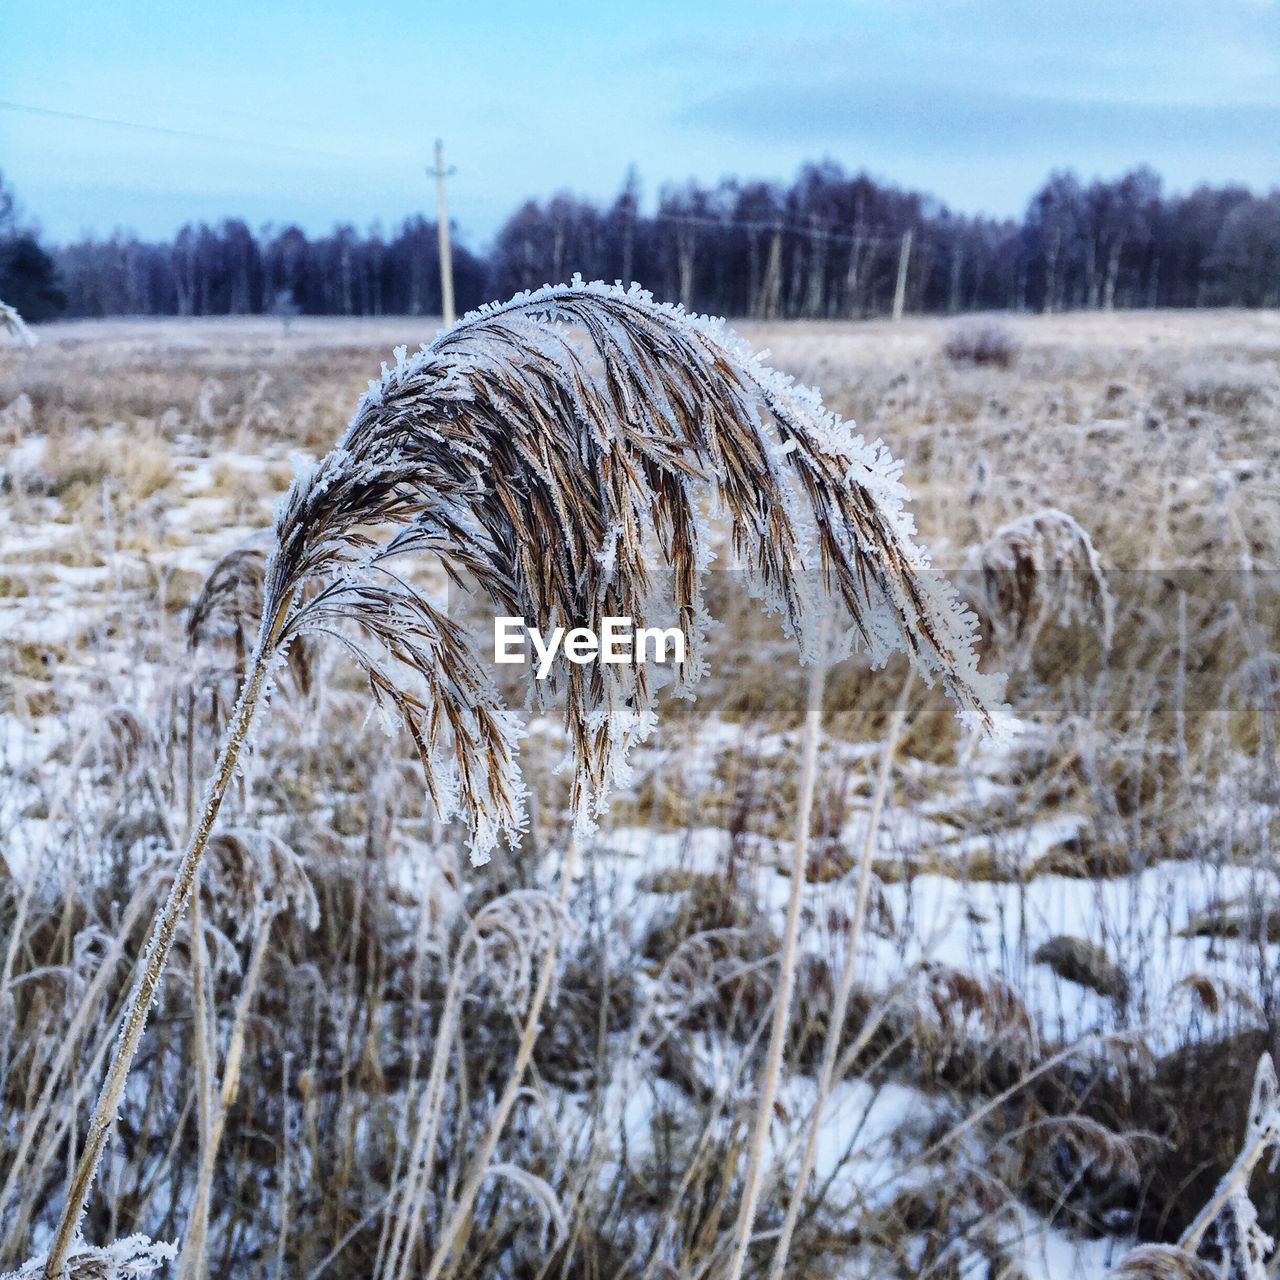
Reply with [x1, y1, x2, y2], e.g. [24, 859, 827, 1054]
[0, 98, 376, 164]
[3, 96, 926, 257]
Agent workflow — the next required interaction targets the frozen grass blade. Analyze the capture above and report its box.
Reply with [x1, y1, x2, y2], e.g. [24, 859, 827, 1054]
[724, 628, 829, 1280]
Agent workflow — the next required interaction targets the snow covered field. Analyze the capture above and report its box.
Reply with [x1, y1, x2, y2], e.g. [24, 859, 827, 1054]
[1, 310, 1278, 1278]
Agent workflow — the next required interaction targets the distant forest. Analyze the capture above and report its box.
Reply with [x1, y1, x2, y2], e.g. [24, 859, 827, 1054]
[3, 161, 1279, 322]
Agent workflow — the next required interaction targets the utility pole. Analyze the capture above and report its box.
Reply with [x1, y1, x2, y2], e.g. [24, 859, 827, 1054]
[429, 139, 457, 327]
[892, 228, 913, 321]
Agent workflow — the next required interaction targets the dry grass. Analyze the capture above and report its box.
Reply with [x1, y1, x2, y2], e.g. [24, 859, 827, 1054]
[944, 320, 1020, 369]
[1, 307, 1279, 1279]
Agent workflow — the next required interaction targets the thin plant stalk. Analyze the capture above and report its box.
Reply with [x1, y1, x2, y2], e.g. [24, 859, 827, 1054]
[380, 934, 472, 1278]
[180, 904, 273, 1279]
[183, 687, 215, 1256]
[188, 886, 213, 1171]
[275, 1050, 292, 1280]
[765, 671, 912, 1280]
[42, 643, 275, 1280]
[724, 638, 829, 1280]
[374, 872, 440, 1278]
[419, 838, 579, 1280]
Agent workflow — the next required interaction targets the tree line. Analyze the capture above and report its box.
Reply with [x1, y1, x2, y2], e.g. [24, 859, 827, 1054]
[3, 161, 1278, 323]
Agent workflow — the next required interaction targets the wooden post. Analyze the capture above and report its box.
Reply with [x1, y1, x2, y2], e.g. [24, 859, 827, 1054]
[430, 139, 456, 327]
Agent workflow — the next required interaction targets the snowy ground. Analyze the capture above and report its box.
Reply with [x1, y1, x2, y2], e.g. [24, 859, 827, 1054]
[3, 311, 1278, 1277]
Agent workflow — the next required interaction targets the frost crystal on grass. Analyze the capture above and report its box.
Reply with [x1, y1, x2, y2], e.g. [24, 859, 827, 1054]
[1, 1234, 176, 1279]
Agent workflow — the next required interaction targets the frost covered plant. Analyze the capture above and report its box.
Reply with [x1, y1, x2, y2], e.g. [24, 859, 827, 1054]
[0, 298, 36, 348]
[1178, 1053, 1280, 1277]
[910, 962, 1040, 1071]
[1113, 1054, 1280, 1279]
[177, 831, 317, 1280]
[188, 546, 313, 695]
[379, 890, 568, 1280]
[37, 278, 1000, 1276]
[193, 829, 319, 938]
[966, 506, 1113, 663]
[2, 1234, 175, 1280]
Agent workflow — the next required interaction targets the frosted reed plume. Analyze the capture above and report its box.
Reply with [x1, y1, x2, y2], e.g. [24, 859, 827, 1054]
[193, 829, 319, 935]
[0, 299, 36, 348]
[261, 276, 1000, 854]
[188, 546, 313, 694]
[967, 506, 1113, 661]
[187, 548, 273, 657]
[33, 277, 999, 1277]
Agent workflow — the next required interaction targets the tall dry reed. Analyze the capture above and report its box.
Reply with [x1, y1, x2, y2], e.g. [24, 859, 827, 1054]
[26, 278, 997, 1277]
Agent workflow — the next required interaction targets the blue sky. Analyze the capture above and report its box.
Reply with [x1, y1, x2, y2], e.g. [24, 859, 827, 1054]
[2, 0, 1277, 248]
